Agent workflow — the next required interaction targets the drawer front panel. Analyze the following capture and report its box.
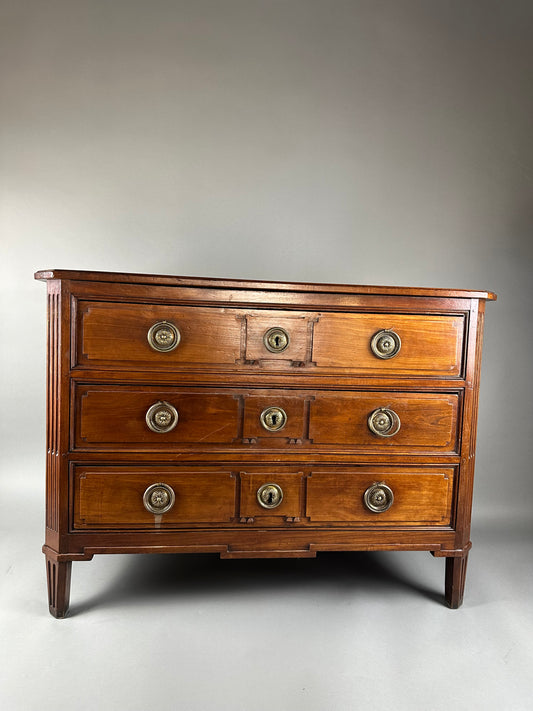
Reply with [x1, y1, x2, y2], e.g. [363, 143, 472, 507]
[306, 467, 454, 525]
[240, 471, 305, 521]
[73, 467, 237, 528]
[72, 465, 455, 529]
[73, 385, 459, 453]
[75, 300, 465, 378]
[312, 313, 464, 376]
[243, 314, 310, 365]
[75, 303, 312, 370]
[75, 385, 240, 447]
[75, 301, 243, 369]
[309, 392, 459, 453]
[242, 395, 308, 443]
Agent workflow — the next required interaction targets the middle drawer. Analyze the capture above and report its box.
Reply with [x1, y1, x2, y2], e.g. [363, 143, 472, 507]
[73, 384, 460, 454]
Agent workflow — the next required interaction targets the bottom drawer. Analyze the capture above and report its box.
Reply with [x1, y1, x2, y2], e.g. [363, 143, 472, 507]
[72, 465, 455, 530]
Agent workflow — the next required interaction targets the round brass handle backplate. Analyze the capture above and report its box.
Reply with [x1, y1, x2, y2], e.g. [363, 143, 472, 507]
[257, 483, 284, 509]
[143, 483, 176, 514]
[145, 401, 179, 433]
[368, 408, 401, 437]
[263, 327, 290, 353]
[370, 329, 401, 359]
[260, 406, 287, 432]
[363, 482, 394, 513]
[147, 321, 181, 352]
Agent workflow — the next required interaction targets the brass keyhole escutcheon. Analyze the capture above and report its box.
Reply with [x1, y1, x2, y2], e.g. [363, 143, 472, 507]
[368, 407, 401, 437]
[147, 321, 181, 352]
[363, 482, 394, 513]
[260, 406, 287, 432]
[257, 483, 284, 509]
[263, 327, 290, 353]
[145, 401, 179, 433]
[143, 483, 176, 514]
[370, 329, 401, 359]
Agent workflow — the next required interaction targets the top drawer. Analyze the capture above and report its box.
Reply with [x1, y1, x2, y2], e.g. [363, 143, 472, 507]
[73, 301, 465, 378]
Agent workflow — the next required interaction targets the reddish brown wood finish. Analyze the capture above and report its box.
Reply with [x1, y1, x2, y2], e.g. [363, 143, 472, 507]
[35, 269, 495, 616]
[76, 301, 243, 369]
[44, 548, 72, 619]
[445, 552, 469, 609]
[70, 464, 455, 529]
[309, 392, 459, 452]
[312, 312, 465, 376]
[75, 299, 466, 377]
[75, 386, 241, 447]
[74, 468, 237, 527]
[306, 468, 454, 525]
[73, 384, 459, 453]
[239, 471, 305, 522]
[34, 269, 497, 300]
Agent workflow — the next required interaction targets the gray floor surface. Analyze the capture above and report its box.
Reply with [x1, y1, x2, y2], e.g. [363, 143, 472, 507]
[1, 491, 532, 711]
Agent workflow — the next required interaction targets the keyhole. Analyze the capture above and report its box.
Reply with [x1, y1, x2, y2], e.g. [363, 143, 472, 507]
[260, 406, 287, 432]
[257, 483, 283, 509]
[264, 327, 289, 353]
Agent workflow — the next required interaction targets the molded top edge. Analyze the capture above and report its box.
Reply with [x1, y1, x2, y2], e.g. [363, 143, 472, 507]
[34, 269, 497, 300]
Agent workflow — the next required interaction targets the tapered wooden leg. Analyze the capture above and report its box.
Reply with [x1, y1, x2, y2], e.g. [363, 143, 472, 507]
[45, 555, 72, 618]
[445, 553, 469, 609]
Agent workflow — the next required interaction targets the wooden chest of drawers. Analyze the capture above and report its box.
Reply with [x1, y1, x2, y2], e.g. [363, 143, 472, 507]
[35, 269, 495, 617]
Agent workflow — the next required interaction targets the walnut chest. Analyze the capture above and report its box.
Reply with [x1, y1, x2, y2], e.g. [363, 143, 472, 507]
[35, 269, 496, 616]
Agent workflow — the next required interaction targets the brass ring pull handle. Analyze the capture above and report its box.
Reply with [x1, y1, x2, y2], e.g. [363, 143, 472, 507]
[263, 327, 290, 353]
[260, 406, 287, 432]
[145, 401, 179, 433]
[370, 329, 401, 359]
[143, 483, 176, 514]
[147, 321, 181, 352]
[257, 483, 284, 509]
[363, 482, 394, 513]
[368, 408, 401, 437]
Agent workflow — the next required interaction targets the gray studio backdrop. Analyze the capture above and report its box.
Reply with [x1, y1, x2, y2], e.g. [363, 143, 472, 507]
[1, 0, 532, 527]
